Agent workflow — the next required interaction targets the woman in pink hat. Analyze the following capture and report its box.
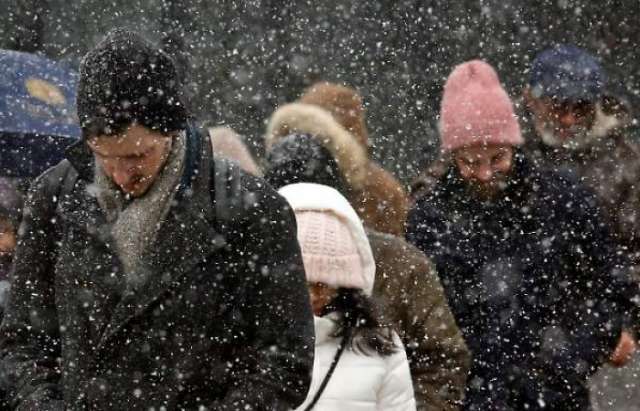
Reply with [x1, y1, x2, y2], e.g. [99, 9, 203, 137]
[279, 182, 416, 411]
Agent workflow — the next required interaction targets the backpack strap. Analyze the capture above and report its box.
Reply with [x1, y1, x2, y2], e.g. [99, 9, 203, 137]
[210, 156, 243, 227]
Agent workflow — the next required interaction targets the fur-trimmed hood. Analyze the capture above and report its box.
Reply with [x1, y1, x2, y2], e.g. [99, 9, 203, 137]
[299, 82, 370, 148]
[265, 103, 369, 190]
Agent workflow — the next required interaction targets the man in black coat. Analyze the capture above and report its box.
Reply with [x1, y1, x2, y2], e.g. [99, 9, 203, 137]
[406, 60, 633, 410]
[0, 29, 314, 410]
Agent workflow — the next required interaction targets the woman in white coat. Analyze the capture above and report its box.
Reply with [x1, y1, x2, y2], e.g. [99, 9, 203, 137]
[279, 183, 416, 411]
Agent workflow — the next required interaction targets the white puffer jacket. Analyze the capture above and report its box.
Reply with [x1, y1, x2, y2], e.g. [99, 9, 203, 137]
[296, 315, 416, 411]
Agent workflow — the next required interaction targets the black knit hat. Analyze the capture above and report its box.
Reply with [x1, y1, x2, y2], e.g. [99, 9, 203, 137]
[264, 133, 348, 195]
[77, 29, 187, 138]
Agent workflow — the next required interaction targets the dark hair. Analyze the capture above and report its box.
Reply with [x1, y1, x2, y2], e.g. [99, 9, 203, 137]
[264, 133, 350, 196]
[320, 288, 397, 357]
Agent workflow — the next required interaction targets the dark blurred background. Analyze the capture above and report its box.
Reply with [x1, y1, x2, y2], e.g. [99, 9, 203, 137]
[1, 0, 638, 183]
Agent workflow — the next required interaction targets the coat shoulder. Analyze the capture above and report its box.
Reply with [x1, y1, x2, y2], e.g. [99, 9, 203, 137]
[30, 159, 75, 195]
[214, 159, 299, 262]
[20, 160, 77, 221]
[214, 157, 293, 222]
[356, 162, 408, 235]
[367, 229, 433, 273]
[406, 183, 449, 228]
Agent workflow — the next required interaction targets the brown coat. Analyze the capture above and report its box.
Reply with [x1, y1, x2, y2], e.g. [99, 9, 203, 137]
[265, 101, 407, 236]
[355, 163, 409, 236]
[299, 82, 409, 236]
[368, 229, 470, 411]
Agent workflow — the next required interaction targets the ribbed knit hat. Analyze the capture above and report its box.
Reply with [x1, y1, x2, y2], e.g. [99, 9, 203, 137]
[77, 29, 187, 138]
[440, 60, 523, 153]
[278, 183, 375, 295]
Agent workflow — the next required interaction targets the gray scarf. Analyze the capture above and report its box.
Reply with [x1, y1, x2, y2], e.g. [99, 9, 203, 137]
[93, 132, 187, 290]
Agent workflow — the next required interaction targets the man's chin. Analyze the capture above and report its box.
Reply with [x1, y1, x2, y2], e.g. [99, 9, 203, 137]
[120, 182, 151, 198]
[468, 184, 502, 201]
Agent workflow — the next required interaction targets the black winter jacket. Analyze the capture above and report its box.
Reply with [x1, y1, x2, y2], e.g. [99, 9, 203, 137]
[0, 126, 314, 410]
[406, 154, 631, 411]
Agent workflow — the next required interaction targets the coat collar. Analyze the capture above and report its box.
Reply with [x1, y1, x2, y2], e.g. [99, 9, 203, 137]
[314, 314, 340, 345]
[64, 125, 226, 350]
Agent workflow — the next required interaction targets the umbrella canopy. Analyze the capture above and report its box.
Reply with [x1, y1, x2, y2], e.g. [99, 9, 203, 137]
[0, 49, 80, 177]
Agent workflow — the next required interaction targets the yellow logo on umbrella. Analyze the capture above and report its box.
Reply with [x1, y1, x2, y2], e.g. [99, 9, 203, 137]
[25, 78, 66, 106]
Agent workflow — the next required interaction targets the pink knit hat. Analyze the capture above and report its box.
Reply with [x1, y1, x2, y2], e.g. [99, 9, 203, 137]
[278, 183, 376, 295]
[296, 211, 367, 290]
[440, 60, 523, 153]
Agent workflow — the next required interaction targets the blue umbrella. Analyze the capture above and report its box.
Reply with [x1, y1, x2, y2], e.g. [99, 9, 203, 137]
[0, 49, 80, 177]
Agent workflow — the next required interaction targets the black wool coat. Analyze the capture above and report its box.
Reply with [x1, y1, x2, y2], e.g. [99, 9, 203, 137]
[0, 126, 314, 410]
[406, 154, 632, 411]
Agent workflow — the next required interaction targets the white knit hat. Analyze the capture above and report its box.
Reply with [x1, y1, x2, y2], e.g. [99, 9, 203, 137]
[278, 183, 376, 295]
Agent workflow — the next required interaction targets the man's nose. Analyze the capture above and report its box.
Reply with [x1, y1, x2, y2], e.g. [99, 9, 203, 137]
[111, 167, 136, 187]
[558, 111, 578, 128]
[475, 165, 493, 182]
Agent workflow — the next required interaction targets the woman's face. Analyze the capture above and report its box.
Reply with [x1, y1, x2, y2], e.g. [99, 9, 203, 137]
[308, 282, 338, 316]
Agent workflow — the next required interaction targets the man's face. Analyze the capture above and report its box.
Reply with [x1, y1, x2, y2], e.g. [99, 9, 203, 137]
[88, 124, 173, 198]
[454, 144, 514, 200]
[526, 89, 597, 149]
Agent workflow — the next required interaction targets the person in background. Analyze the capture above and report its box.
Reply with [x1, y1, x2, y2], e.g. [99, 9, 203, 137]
[208, 125, 262, 176]
[406, 60, 633, 410]
[523, 44, 640, 345]
[279, 182, 416, 411]
[263, 131, 470, 411]
[0, 178, 22, 411]
[0, 29, 314, 410]
[298, 82, 408, 236]
[0, 178, 23, 316]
